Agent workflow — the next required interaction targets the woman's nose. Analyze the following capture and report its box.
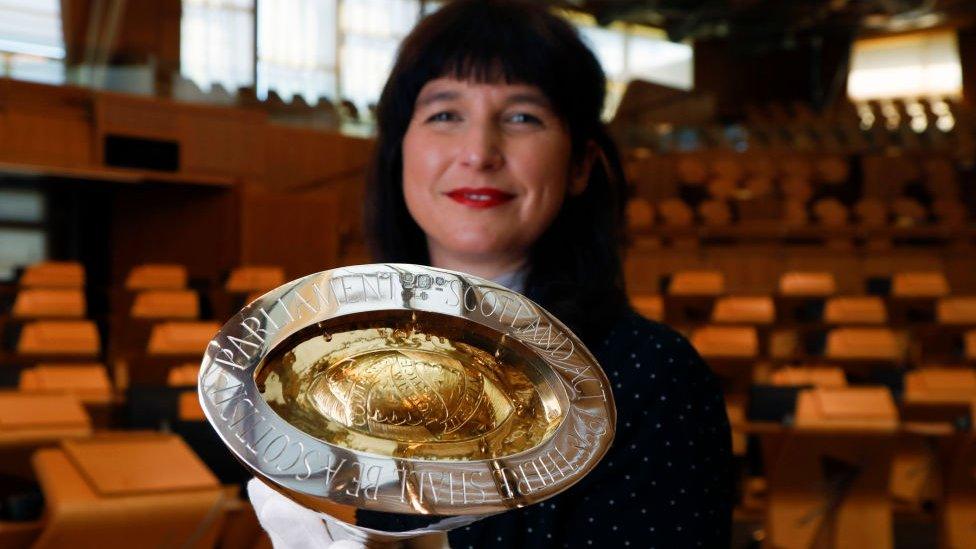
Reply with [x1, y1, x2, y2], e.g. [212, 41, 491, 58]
[459, 125, 503, 171]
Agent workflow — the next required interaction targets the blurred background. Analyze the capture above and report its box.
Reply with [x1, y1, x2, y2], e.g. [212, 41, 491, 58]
[1, 1, 975, 547]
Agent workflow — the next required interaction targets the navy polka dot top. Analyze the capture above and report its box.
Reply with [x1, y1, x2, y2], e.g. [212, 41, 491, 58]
[447, 308, 734, 548]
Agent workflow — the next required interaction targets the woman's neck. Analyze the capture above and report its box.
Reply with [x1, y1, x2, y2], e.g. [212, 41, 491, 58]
[427, 244, 528, 281]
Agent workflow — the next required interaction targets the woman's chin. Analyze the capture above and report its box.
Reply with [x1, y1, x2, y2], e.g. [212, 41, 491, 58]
[436, 235, 517, 262]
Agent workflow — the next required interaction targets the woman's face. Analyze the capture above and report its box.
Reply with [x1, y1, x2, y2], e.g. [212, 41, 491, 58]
[402, 77, 591, 269]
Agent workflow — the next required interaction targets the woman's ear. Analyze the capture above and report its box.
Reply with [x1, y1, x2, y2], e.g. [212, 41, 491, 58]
[569, 140, 599, 197]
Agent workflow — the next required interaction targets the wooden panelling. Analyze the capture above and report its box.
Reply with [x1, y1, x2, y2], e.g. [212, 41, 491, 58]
[94, 93, 267, 178]
[110, 185, 240, 283]
[95, 93, 180, 141]
[240, 185, 341, 279]
[0, 80, 93, 167]
[181, 107, 265, 178]
[263, 126, 372, 191]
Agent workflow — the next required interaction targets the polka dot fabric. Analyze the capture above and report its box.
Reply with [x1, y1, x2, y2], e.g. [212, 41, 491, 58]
[448, 309, 734, 548]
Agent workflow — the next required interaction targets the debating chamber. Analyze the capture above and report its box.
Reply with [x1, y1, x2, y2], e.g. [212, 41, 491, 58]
[1, 0, 976, 547]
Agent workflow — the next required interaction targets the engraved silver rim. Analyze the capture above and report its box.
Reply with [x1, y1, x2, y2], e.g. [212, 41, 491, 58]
[198, 263, 616, 516]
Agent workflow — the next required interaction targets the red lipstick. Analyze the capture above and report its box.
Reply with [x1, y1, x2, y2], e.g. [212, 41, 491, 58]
[445, 187, 516, 208]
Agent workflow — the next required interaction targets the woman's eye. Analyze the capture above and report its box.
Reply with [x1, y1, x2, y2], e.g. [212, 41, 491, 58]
[426, 111, 458, 123]
[508, 112, 543, 125]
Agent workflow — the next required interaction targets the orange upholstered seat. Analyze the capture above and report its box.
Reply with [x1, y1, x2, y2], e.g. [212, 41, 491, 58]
[630, 295, 663, 321]
[166, 363, 200, 387]
[225, 265, 286, 293]
[130, 290, 199, 319]
[625, 199, 655, 231]
[778, 271, 836, 296]
[936, 297, 976, 324]
[146, 321, 220, 355]
[17, 321, 100, 356]
[825, 327, 901, 361]
[19, 262, 84, 288]
[712, 296, 775, 324]
[824, 296, 887, 324]
[770, 366, 847, 388]
[125, 264, 188, 290]
[12, 289, 85, 318]
[691, 326, 758, 359]
[892, 271, 949, 298]
[18, 364, 111, 404]
[669, 270, 725, 296]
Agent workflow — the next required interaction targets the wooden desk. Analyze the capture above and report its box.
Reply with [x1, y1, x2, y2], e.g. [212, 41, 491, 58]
[742, 387, 899, 548]
[0, 392, 91, 479]
[30, 434, 225, 548]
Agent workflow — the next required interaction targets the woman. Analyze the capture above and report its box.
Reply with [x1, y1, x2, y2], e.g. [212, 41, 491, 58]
[250, 1, 733, 547]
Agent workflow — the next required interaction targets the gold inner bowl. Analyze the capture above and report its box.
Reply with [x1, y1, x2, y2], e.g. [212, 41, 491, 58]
[256, 310, 567, 461]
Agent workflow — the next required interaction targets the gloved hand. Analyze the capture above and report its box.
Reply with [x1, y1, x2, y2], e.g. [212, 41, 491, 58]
[247, 477, 451, 549]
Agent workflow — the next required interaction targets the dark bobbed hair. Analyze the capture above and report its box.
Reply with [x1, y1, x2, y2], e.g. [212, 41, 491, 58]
[365, 0, 631, 341]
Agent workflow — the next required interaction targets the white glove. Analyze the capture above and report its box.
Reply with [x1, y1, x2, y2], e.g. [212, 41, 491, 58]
[247, 477, 452, 549]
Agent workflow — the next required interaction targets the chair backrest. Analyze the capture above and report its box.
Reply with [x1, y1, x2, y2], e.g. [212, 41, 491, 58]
[625, 199, 655, 231]
[812, 198, 849, 227]
[167, 363, 200, 387]
[817, 156, 849, 184]
[19, 261, 84, 288]
[658, 198, 694, 228]
[699, 199, 733, 226]
[782, 199, 809, 226]
[630, 295, 663, 321]
[892, 271, 949, 298]
[19, 364, 111, 401]
[782, 177, 813, 202]
[904, 368, 976, 404]
[676, 155, 708, 184]
[854, 199, 888, 227]
[782, 156, 813, 180]
[825, 327, 901, 361]
[711, 296, 774, 324]
[778, 271, 836, 296]
[744, 175, 772, 198]
[131, 290, 199, 319]
[691, 326, 758, 358]
[770, 366, 847, 388]
[125, 264, 188, 290]
[147, 321, 220, 355]
[17, 320, 100, 356]
[712, 157, 744, 181]
[824, 296, 887, 324]
[178, 391, 206, 421]
[706, 178, 737, 200]
[225, 265, 285, 293]
[669, 270, 725, 296]
[936, 297, 976, 324]
[12, 289, 85, 318]
[245, 290, 266, 304]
